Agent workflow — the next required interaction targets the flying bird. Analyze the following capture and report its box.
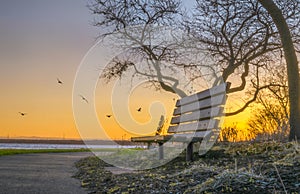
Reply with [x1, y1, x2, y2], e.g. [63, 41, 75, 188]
[57, 78, 63, 84]
[18, 112, 27, 116]
[106, 115, 112, 118]
[79, 95, 89, 103]
[137, 107, 142, 112]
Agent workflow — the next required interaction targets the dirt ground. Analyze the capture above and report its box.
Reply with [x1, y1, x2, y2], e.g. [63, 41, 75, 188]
[75, 141, 300, 194]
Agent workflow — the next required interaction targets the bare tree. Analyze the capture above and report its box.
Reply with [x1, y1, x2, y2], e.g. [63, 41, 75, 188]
[89, 0, 193, 97]
[189, 0, 300, 116]
[248, 64, 289, 141]
[89, 0, 300, 140]
[257, 0, 300, 141]
[248, 98, 289, 141]
[188, 0, 300, 140]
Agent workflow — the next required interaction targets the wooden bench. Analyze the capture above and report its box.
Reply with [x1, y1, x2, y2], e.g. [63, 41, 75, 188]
[131, 82, 230, 161]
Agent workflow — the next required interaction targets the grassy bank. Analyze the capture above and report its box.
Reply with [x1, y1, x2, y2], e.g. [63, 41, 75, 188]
[75, 141, 300, 193]
[0, 148, 140, 156]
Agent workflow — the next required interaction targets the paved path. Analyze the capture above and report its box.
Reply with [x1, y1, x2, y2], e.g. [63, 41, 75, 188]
[0, 152, 93, 194]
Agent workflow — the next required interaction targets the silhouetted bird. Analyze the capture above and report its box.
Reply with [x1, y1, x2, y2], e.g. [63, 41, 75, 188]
[18, 112, 27, 116]
[57, 78, 63, 84]
[79, 95, 89, 103]
[137, 107, 142, 112]
[106, 115, 112, 118]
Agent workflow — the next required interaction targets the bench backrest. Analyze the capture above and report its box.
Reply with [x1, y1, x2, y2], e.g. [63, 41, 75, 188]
[168, 82, 230, 134]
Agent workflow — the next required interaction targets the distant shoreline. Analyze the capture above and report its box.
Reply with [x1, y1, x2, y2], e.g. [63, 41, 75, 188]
[0, 139, 85, 145]
[0, 139, 138, 146]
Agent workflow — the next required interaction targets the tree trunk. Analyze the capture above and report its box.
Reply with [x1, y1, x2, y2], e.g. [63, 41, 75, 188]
[258, 0, 300, 141]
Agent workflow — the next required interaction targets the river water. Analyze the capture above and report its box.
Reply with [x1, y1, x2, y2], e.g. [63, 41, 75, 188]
[0, 143, 140, 150]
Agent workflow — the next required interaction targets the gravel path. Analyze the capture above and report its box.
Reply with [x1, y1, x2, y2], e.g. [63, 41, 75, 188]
[0, 152, 93, 194]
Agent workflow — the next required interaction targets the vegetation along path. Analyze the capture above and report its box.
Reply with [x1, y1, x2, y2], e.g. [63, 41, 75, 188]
[75, 142, 300, 194]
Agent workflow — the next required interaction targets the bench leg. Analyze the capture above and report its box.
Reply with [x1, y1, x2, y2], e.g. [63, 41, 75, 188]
[158, 143, 164, 160]
[186, 142, 194, 162]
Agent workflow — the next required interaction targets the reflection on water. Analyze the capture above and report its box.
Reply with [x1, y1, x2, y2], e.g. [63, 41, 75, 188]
[0, 143, 139, 150]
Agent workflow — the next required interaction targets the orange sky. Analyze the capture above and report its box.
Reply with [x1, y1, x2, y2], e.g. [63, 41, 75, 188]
[0, 68, 251, 140]
[0, 1, 252, 140]
[0, 0, 96, 139]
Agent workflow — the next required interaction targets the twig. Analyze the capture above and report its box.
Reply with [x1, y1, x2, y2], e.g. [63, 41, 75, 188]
[273, 163, 287, 194]
[234, 158, 238, 173]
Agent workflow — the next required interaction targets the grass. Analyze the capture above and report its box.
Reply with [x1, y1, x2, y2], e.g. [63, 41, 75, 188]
[0, 148, 91, 156]
[0, 147, 143, 157]
[75, 141, 300, 193]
